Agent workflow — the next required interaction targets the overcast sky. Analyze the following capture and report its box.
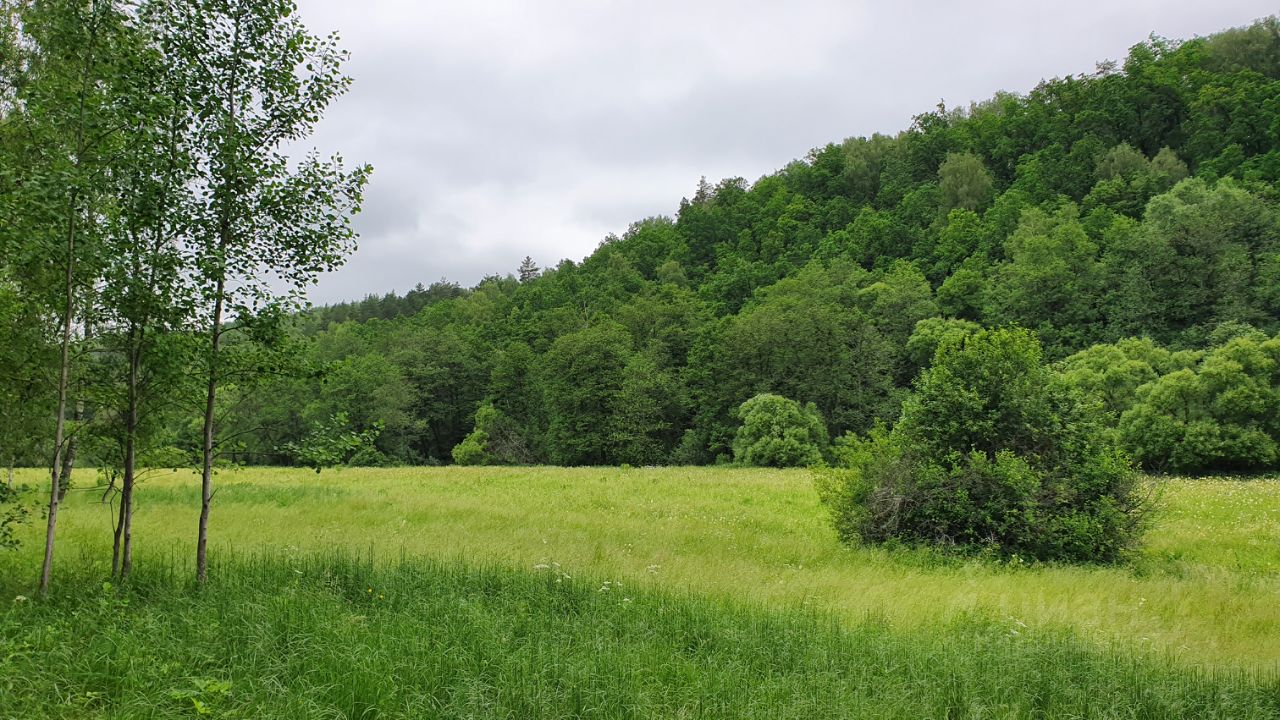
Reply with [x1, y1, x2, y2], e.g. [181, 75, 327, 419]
[295, 1, 1276, 304]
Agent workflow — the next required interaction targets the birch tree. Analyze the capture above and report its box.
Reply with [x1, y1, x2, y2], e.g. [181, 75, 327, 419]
[92, 17, 198, 577]
[147, 0, 368, 582]
[0, 0, 136, 593]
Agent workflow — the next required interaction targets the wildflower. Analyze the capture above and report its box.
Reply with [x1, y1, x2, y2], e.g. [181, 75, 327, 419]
[13, 595, 27, 604]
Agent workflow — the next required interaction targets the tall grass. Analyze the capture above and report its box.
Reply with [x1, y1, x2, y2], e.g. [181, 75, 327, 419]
[2, 552, 1278, 719]
[4, 466, 1279, 673]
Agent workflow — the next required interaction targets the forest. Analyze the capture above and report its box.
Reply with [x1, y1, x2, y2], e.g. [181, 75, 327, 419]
[3, 15, 1280, 486]
[225, 19, 1280, 472]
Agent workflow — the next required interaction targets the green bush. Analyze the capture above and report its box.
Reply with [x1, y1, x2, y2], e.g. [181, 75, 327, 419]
[732, 393, 828, 467]
[818, 328, 1145, 563]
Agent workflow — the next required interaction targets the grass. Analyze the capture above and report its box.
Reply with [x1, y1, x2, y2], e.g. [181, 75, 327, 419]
[0, 465, 1278, 715]
[2, 553, 1278, 719]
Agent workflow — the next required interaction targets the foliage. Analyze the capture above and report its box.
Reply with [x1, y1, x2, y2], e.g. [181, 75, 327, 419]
[1117, 332, 1280, 472]
[0, 482, 28, 550]
[283, 412, 383, 473]
[732, 393, 828, 467]
[820, 328, 1145, 562]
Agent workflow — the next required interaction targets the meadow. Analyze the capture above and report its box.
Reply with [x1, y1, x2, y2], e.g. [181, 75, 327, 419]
[1, 466, 1278, 717]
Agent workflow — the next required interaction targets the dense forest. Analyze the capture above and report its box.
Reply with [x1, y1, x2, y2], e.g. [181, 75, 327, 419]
[6, 16, 1280, 484]
[259, 20, 1280, 471]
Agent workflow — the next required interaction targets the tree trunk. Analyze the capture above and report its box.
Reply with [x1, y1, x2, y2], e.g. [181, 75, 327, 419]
[196, 278, 224, 584]
[57, 420, 77, 501]
[196, 8, 242, 586]
[39, 206, 77, 596]
[39, 0, 101, 596]
[58, 298, 91, 502]
[119, 324, 141, 578]
[111, 485, 124, 576]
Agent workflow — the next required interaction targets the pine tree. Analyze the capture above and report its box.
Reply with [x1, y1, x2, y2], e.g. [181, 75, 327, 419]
[518, 256, 540, 282]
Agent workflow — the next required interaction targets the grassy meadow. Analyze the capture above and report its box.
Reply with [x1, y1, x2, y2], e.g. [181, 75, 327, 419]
[1, 466, 1278, 717]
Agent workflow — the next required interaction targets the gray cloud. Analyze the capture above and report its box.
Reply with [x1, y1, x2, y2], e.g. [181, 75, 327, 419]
[293, 0, 1277, 304]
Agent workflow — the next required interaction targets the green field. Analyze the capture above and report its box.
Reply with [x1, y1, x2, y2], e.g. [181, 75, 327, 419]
[2, 467, 1279, 717]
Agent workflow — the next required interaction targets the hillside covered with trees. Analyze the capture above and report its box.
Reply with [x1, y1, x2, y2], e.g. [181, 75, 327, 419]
[256, 20, 1280, 471]
[6, 17, 1280, 480]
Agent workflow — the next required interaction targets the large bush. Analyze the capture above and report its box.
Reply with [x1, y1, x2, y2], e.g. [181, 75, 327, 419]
[732, 393, 828, 467]
[817, 328, 1145, 563]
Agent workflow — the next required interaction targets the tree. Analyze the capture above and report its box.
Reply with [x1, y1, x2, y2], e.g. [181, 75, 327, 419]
[1, 0, 139, 593]
[517, 256, 540, 282]
[1095, 143, 1150, 180]
[732, 394, 828, 467]
[608, 350, 680, 465]
[939, 152, 994, 212]
[283, 412, 382, 472]
[987, 205, 1103, 355]
[539, 322, 632, 465]
[710, 262, 898, 442]
[153, 0, 370, 582]
[818, 328, 1145, 562]
[92, 5, 199, 578]
[1118, 332, 1280, 472]
[452, 402, 496, 466]
[1137, 179, 1276, 342]
[904, 317, 980, 380]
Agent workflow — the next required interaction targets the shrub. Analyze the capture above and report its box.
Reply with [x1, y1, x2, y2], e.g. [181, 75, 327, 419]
[818, 328, 1145, 563]
[732, 393, 828, 467]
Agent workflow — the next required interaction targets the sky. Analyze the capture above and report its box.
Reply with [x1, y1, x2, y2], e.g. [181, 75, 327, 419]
[296, 0, 1277, 305]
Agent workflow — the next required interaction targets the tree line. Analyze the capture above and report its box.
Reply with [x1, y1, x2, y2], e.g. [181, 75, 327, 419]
[0, 0, 368, 590]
